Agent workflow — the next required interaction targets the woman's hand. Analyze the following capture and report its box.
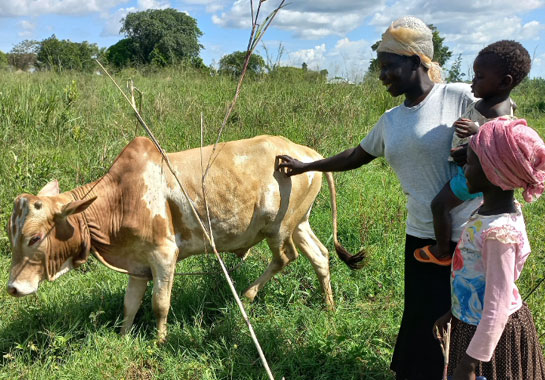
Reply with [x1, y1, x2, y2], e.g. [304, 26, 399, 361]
[276, 155, 308, 176]
[452, 353, 479, 380]
[433, 310, 452, 340]
[454, 118, 479, 138]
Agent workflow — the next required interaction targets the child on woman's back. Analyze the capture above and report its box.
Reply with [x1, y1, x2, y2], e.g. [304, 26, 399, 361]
[414, 40, 531, 265]
[434, 118, 545, 380]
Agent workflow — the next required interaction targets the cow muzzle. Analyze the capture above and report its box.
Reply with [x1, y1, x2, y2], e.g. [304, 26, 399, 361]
[6, 281, 38, 297]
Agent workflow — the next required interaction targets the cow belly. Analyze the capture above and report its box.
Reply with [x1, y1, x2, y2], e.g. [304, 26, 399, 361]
[175, 215, 269, 257]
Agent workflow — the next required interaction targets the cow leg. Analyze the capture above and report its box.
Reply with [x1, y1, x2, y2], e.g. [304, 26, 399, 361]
[243, 237, 298, 301]
[121, 275, 149, 335]
[292, 221, 334, 310]
[150, 248, 177, 343]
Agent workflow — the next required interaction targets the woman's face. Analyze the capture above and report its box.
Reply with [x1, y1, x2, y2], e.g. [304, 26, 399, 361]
[377, 52, 415, 97]
[464, 146, 491, 193]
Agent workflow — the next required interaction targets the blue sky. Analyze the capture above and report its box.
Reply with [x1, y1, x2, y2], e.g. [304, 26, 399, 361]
[1, 0, 545, 81]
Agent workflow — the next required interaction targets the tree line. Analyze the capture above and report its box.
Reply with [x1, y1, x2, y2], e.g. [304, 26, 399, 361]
[0, 8, 464, 82]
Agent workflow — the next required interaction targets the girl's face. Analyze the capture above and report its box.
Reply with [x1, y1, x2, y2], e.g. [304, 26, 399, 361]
[464, 146, 492, 193]
[377, 52, 416, 97]
[471, 54, 505, 99]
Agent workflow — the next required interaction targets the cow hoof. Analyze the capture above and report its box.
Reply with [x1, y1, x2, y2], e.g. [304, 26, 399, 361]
[242, 288, 257, 302]
[156, 336, 167, 345]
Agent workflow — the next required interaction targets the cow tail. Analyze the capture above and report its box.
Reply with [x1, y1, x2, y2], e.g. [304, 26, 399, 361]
[324, 172, 366, 270]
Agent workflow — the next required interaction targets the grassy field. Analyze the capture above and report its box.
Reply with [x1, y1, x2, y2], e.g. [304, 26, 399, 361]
[0, 68, 544, 379]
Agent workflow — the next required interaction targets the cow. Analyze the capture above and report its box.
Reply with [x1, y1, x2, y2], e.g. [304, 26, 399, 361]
[6, 135, 363, 342]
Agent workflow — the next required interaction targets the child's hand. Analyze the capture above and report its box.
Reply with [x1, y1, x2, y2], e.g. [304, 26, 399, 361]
[454, 118, 479, 138]
[433, 310, 452, 339]
[450, 144, 468, 166]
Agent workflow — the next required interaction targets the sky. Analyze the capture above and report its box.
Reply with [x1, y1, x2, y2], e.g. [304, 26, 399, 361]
[1, 0, 545, 81]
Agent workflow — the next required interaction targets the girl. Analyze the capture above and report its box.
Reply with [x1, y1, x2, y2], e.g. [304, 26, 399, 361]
[434, 117, 545, 380]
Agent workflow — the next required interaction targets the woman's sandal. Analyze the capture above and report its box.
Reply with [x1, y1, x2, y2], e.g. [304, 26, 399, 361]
[413, 245, 452, 266]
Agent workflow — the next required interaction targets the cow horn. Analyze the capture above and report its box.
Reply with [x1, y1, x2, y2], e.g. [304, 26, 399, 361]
[38, 180, 60, 196]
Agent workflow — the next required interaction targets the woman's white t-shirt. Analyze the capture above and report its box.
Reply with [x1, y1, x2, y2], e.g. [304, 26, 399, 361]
[360, 83, 481, 240]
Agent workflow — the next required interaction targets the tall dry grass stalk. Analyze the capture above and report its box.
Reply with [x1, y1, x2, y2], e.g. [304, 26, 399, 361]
[96, 1, 287, 379]
[435, 322, 452, 380]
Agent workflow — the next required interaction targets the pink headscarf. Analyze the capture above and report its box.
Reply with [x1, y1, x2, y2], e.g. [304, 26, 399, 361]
[470, 117, 545, 202]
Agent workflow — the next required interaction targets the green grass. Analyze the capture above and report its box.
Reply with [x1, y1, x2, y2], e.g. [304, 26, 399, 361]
[0, 68, 544, 379]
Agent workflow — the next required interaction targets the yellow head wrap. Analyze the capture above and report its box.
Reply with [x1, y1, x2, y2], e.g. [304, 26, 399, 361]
[377, 16, 442, 83]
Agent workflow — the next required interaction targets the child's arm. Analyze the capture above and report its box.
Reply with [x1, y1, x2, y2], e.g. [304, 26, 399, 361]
[466, 234, 518, 362]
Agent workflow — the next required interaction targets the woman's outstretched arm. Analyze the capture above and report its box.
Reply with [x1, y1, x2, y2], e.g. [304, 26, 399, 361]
[276, 145, 375, 176]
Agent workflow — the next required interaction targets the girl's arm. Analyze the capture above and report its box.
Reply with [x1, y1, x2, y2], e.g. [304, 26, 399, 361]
[467, 235, 518, 362]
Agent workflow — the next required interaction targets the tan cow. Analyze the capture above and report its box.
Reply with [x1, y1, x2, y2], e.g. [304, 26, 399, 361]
[6, 135, 362, 341]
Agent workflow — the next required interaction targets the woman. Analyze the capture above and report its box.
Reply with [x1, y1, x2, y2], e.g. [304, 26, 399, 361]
[276, 16, 481, 380]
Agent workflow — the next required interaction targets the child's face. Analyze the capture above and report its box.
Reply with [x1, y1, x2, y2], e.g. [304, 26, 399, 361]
[464, 146, 492, 193]
[471, 54, 506, 99]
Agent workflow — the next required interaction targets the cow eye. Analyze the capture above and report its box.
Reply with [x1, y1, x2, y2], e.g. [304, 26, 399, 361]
[28, 235, 42, 246]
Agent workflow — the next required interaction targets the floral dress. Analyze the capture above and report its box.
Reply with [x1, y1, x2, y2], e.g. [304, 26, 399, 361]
[450, 203, 530, 361]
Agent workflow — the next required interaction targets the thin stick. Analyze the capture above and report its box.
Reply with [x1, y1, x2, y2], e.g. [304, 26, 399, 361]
[97, 61, 276, 379]
[523, 277, 544, 301]
[95, 3, 287, 378]
[435, 322, 452, 380]
[203, 0, 286, 178]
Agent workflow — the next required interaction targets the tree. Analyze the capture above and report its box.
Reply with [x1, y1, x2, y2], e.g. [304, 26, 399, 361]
[367, 24, 452, 75]
[218, 51, 265, 77]
[36, 35, 99, 72]
[8, 40, 39, 71]
[105, 38, 136, 68]
[429, 25, 452, 67]
[120, 8, 203, 66]
[446, 54, 466, 83]
[0, 50, 8, 69]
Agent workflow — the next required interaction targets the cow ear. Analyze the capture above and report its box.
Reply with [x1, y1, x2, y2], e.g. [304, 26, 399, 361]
[38, 180, 60, 196]
[60, 197, 97, 218]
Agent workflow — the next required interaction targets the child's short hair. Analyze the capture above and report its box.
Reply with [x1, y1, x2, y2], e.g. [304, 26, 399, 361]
[477, 40, 531, 86]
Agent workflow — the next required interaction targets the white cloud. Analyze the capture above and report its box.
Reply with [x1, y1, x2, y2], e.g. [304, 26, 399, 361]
[329, 38, 372, 79]
[181, 0, 223, 4]
[18, 20, 36, 38]
[369, 0, 545, 30]
[0, 0, 129, 17]
[282, 38, 373, 81]
[284, 44, 327, 70]
[212, 0, 385, 39]
[137, 0, 169, 10]
[533, 52, 545, 68]
[99, 0, 171, 37]
[100, 7, 137, 36]
[205, 4, 223, 13]
[360, 0, 545, 77]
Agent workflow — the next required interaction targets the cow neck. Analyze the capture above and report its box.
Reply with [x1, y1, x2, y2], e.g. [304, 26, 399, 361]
[68, 180, 150, 279]
[46, 193, 91, 281]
